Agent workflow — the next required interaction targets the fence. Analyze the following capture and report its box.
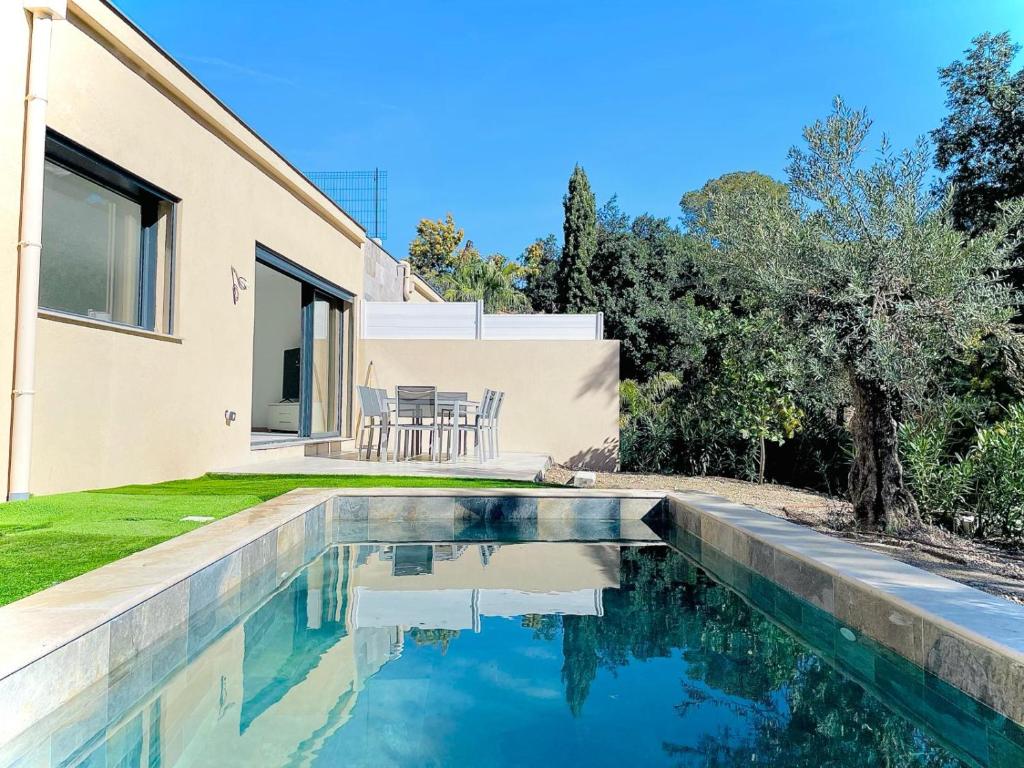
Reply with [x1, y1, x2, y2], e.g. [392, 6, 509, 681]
[361, 301, 604, 341]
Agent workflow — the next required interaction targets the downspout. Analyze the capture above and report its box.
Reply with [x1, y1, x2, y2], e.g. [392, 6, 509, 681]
[8, 1, 65, 500]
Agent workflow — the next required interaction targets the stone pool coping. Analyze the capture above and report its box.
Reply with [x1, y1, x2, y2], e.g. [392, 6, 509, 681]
[665, 491, 1024, 725]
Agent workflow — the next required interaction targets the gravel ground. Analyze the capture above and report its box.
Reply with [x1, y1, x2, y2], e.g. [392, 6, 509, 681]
[545, 465, 1024, 604]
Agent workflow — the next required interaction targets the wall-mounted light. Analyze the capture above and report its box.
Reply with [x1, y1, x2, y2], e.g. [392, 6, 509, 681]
[224, 410, 237, 425]
[231, 267, 248, 305]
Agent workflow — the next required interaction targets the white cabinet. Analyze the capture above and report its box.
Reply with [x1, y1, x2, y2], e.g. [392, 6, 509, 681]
[263, 402, 327, 433]
[266, 402, 299, 432]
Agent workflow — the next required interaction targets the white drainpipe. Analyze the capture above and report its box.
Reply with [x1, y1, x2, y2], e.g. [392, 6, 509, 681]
[8, 1, 65, 500]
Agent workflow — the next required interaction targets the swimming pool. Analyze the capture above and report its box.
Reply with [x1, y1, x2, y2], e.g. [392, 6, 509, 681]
[1, 492, 1022, 767]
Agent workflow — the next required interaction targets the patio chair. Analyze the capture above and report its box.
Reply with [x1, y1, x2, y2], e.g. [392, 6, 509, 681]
[357, 385, 391, 461]
[456, 389, 495, 462]
[437, 390, 469, 458]
[487, 390, 505, 459]
[393, 385, 440, 462]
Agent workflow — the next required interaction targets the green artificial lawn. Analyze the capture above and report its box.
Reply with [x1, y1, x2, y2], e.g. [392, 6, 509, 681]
[0, 473, 541, 606]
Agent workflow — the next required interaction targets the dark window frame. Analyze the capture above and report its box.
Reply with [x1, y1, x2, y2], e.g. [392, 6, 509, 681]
[43, 131, 179, 332]
[255, 246, 351, 439]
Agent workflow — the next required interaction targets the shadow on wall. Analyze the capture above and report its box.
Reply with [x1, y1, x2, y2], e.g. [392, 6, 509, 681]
[565, 437, 620, 472]
[576, 343, 620, 404]
[567, 342, 620, 471]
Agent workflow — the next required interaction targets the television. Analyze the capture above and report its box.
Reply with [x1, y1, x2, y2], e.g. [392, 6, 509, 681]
[282, 347, 300, 401]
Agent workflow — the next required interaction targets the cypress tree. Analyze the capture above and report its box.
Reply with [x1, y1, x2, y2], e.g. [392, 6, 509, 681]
[558, 165, 598, 312]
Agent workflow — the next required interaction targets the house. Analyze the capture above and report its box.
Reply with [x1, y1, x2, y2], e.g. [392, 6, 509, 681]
[0, 0, 619, 500]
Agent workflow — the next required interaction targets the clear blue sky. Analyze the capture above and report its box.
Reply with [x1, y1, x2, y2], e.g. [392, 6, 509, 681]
[116, 0, 1023, 259]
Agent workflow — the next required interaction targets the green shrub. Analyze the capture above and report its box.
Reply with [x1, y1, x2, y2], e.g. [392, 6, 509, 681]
[966, 403, 1024, 541]
[900, 402, 974, 529]
[619, 375, 681, 473]
[902, 401, 1024, 542]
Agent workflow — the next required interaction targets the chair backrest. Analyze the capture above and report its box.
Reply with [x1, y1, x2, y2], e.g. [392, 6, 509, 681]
[437, 391, 468, 418]
[438, 391, 469, 402]
[489, 390, 505, 424]
[373, 388, 391, 423]
[357, 385, 382, 419]
[476, 389, 494, 421]
[397, 385, 438, 422]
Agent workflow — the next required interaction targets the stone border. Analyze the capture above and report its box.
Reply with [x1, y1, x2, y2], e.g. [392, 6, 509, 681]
[0, 488, 662, 748]
[663, 491, 1024, 727]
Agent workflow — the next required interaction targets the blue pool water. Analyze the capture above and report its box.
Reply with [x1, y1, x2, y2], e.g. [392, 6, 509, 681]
[5, 539, 1022, 767]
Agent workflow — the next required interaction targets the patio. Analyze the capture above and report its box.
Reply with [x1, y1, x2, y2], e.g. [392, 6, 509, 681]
[218, 450, 552, 482]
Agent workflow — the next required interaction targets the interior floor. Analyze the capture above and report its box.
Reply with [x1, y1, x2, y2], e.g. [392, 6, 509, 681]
[250, 431, 299, 447]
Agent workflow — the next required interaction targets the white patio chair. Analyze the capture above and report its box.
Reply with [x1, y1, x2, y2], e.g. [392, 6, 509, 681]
[456, 389, 494, 462]
[487, 390, 505, 459]
[357, 385, 391, 461]
[374, 387, 394, 459]
[438, 390, 469, 458]
[393, 385, 440, 462]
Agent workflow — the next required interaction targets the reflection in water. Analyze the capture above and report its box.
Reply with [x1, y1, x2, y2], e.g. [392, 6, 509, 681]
[4, 543, 994, 767]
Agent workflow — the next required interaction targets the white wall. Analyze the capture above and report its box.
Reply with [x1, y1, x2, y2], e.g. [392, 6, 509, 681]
[482, 313, 603, 340]
[363, 302, 479, 340]
[251, 263, 301, 429]
[362, 302, 604, 341]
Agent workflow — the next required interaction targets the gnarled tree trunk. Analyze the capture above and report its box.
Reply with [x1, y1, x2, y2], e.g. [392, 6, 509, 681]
[847, 374, 919, 531]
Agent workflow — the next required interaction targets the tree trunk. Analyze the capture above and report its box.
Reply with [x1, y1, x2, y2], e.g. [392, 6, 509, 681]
[847, 374, 919, 531]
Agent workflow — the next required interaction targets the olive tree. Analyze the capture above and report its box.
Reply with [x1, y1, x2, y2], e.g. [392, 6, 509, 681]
[696, 99, 1022, 530]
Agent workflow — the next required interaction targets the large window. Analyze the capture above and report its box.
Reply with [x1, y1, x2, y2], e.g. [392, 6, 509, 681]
[40, 133, 177, 332]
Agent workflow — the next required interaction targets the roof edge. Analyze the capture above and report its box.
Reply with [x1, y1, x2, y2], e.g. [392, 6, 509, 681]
[68, 0, 366, 245]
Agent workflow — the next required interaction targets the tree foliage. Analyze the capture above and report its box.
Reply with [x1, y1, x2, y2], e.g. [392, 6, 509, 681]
[680, 170, 789, 234]
[408, 214, 530, 312]
[592, 198, 707, 380]
[619, 309, 833, 483]
[558, 165, 598, 312]
[521, 234, 561, 313]
[437, 249, 531, 313]
[933, 32, 1024, 238]
[694, 98, 1023, 529]
[408, 213, 464, 286]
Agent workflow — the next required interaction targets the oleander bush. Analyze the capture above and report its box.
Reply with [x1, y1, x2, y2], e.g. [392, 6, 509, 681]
[968, 404, 1024, 541]
[902, 402, 1024, 542]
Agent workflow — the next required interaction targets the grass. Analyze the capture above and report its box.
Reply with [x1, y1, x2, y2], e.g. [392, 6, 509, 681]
[0, 472, 542, 606]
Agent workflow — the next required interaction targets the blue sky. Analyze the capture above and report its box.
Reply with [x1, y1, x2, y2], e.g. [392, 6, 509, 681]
[116, 1, 1023, 259]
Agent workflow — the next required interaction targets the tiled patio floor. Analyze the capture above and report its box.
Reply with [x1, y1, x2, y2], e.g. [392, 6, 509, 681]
[217, 451, 552, 482]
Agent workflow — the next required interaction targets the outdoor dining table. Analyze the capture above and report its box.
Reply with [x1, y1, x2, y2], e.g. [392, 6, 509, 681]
[384, 395, 478, 462]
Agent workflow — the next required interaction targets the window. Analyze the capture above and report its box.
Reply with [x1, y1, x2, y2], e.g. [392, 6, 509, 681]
[40, 133, 177, 332]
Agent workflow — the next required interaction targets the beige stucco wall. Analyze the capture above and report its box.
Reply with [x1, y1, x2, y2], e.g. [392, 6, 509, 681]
[408, 273, 444, 303]
[2, 3, 367, 495]
[361, 340, 620, 469]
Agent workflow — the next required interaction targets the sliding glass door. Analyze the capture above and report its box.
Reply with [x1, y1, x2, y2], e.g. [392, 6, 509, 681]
[306, 292, 340, 436]
[253, 244, 353, 442]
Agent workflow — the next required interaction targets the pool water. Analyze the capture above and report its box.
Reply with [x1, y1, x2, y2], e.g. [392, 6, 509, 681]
[5, 540, 1018, 767]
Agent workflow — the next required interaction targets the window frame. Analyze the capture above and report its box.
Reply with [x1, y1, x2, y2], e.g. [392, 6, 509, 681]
[42, 131, 179, 332]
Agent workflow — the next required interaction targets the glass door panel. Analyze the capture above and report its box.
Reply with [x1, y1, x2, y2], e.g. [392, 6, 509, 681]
[309, 293, 339, 435]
